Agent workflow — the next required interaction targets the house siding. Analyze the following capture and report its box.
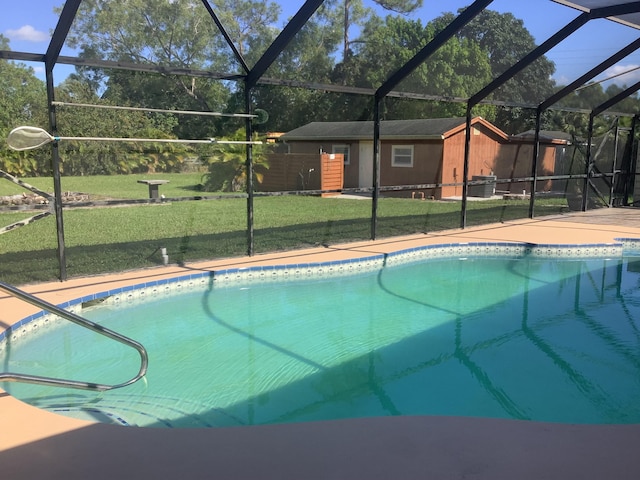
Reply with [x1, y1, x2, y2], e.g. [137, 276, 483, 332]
[441, 126, 503, 198]
[272, 118, 565, 200]
[380, 140, 443, 198]
[494, 142, 557, 193]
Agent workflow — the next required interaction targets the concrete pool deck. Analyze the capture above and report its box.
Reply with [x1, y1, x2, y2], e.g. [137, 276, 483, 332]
[2, 208, 640, 479]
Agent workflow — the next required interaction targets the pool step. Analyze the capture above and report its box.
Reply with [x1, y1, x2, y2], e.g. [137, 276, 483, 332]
[44, 394, 246, 428]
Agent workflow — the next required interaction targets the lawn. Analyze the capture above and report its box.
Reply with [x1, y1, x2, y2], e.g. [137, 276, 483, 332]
[0, 174, 570, 285]
[0, 172, 206, 200]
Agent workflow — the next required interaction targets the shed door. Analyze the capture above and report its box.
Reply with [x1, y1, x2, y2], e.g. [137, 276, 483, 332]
[358, 141, 374, 188]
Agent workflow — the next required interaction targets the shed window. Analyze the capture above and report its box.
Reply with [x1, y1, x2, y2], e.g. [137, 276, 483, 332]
[332, 144, 350, 165]
[392, 145, 414, 167]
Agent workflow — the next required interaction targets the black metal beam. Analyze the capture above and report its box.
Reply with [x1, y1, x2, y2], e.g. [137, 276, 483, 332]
[199, 0, 249, 74]
[592, 79, 640, 117]
[608, 117, 622, 206]
[245, 87, 255, 256]
[56, 55, 244, 81]
[255, 75, 635, 115]
[540, 37, 640, 110]
[460, 107, 473, 228]
[371, 98, 382, 240]
[45, 66, 67, 280]
[469, 13, 590, 107]
[376, 0, 493, 100]
[1, 44, 634, 115]
[45, 0, 81, 70]
[582, 113, 597, 211]
[529, 36, 640, 217]
[43, 2, 84, 281]
[627, 115, 639, 205]
[0, 49, 244, 81]
[589, 79, 640, 208]
[464, 7, 586, 227]
[0, 50, 45, 62]
[245, 0, 324, 89]
[43, 0, 82, 281]
[528, 107, 543, 218]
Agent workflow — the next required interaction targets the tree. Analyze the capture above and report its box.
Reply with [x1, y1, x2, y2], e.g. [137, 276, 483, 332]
[208, 0, 281, 66]
[340, 0, 423, 64]
[337, 0, 373, 74]
[602, 83, 640, 118]
[341, 15, 493, 119]
[546, 82, 640, 140]
[102, 70, 232, 140]
[65, 0, 281, 139]
[54, 76, 190, 175]
[0, 35, 49, 176]
[67, 0, 239, 73]
[244, 2, 343, 131]
[429, 10, 557, 133]
[461, 11, 555, 102]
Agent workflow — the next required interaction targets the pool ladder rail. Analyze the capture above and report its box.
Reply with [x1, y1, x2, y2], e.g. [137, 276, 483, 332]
[0, 281, 148, 391]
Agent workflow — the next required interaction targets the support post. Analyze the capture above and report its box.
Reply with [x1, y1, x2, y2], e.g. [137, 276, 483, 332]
[371, 97, 382, 240]
[529, 107, 542, 218]
[627, 115, 639, 206]
[45, 68, 67, 281]
[461, 105, 472, 228]
[583, 114, 595, 212]
[42, 0, 81, 281]
[245, 87, 255, 256]
[609, 118, 621, 207]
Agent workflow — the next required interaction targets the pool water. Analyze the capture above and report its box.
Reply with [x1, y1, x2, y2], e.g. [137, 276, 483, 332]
[3, 254, 640, 427]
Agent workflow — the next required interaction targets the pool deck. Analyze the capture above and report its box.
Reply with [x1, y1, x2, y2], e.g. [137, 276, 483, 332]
[3, 208, 640, 479]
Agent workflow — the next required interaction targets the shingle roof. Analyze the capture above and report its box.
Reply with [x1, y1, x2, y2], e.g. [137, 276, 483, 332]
[282, 118, 470, 140]
[513, 130, 573, 143]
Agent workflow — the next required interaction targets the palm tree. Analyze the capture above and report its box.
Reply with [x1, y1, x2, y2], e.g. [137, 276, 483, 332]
[202, 128, 271, 192]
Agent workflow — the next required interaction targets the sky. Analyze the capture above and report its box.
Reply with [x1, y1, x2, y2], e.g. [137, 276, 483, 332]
[2, 0, 640, 91]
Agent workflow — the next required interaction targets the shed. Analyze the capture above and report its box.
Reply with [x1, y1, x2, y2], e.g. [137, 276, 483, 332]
[495, 131, 571, 194]
[278, 117, 509, 199]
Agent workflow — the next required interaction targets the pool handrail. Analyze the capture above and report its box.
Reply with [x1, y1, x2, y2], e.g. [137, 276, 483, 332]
[0, 281, 148, 391]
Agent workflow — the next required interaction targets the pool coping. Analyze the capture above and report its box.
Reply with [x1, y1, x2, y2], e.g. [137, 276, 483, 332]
[3, 214, 640, 479]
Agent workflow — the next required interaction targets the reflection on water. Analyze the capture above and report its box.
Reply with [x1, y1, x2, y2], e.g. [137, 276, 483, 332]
[3, 255, 640, 427]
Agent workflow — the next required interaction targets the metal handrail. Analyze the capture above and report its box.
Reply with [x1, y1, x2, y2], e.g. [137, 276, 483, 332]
[0, 281, 148, 391]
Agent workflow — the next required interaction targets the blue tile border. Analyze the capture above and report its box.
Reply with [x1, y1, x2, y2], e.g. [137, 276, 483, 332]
[2, 238, 639, 349]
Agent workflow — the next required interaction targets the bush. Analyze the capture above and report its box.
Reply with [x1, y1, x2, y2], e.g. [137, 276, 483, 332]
[201, 129, 270, 192]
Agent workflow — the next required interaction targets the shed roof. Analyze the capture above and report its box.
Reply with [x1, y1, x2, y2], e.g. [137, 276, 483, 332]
[281, 117, 509, 142]
[513, 130, 573, 144]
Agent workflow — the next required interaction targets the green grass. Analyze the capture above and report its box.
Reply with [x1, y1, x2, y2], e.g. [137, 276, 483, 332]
[0, 174, 571, 285]
[0, 173, 206, 200]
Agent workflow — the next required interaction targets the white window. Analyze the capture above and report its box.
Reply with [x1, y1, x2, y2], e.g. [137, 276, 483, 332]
[392, 145, 414, 167]
[332, 144, 350, 165]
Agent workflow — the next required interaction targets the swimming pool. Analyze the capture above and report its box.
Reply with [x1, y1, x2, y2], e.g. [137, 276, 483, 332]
[2, 241, 640, 428]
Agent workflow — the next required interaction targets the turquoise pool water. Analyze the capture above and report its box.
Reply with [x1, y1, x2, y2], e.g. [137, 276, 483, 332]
[3, 252, 640, 427]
